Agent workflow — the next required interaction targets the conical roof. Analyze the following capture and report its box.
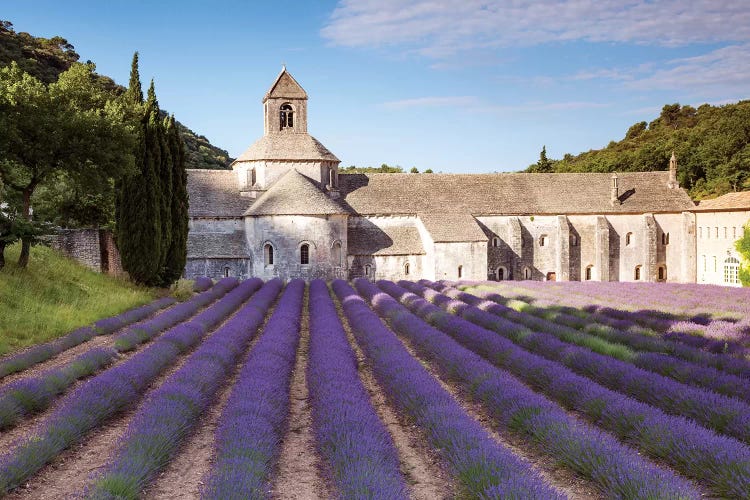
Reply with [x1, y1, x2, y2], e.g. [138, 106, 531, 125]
[244, 169, 349, 216]
[233, 133, 339, 163]
[264, 67, 307, 101]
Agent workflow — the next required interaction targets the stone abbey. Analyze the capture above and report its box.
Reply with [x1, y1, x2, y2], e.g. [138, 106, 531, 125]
[184, 68, 749, 286]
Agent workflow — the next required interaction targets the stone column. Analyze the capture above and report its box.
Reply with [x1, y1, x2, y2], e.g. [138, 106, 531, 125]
[595, 216, 610, 281]
[643, 213, 657, 282]
[508, 217, 523, 280]
[555, 215, 570, 281]
[681, 211, 697, 283]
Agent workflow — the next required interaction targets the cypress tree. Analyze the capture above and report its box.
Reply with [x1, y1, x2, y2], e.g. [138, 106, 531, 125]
[115, 54, 162, 285]
[162, 115, 189, 285]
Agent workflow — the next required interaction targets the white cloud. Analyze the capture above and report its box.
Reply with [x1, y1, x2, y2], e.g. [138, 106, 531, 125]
[322, 1, 750, 56]
[381, 95, 480, 109]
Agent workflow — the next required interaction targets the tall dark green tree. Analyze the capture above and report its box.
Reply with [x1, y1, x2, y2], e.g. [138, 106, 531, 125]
[528, 145, 553, 173]
[115, 54, 162, 285]
[162, 115, 189, 284]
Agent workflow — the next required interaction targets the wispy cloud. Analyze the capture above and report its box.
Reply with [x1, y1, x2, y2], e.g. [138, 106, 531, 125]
[381, 95, 480, 109]
[322, 1, 750, 57]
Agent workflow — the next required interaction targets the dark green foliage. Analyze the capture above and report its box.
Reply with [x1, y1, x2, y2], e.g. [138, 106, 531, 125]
[343, 163, 405, 173]
[527, 145, 554, 173]
[526, 102, 750, 199]
[126, 52, 143, 104]
[162, 116, 189, 285]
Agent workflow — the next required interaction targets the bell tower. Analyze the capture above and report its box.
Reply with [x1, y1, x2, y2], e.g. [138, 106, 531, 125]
[263, 66, 308, 135]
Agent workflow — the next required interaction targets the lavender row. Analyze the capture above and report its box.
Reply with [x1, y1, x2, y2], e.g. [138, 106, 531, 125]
[307, 280, 406, 499]
[421, 281, 750, 446]
[193, 276, 213, 292]
[89, 279, 282, 498]
[334, 280, 565, 499]
[364, 279, 698, 499]
[0, 296, 176, 379]
[202, 279, 305, 499]
[392, 280, 750, 497]
[451, 286, 750, 401]
[0, 278, 262, 495]
[0, 278, 238, 432]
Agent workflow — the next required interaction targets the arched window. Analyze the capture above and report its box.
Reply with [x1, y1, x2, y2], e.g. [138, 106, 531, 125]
[585, 265, 593, 281]
[364, 264, 372, 278]
[457, 265, 463, 279]
[264, 243, 274, 266]
[332, 241, 342, 267]
[539, 234, 548, 247]
[496, 267, 506, 281]
[404, 262, 410, 276]
[329, 168, 336, 187]
[300, 243, 309, 265]
[571, 234, 579, 246]
[524, 267, 531, 280]
[661, 232, 669, 245]
[492, 237, 499, 248]
[224, 266, 230, 278]
[634, 265, 642, 281]
[625, 232, 633, 246]
[248, 168, 256, 187]
[724, 257, 740, 284]
[657, 266, 666, 281]
[280, 103, 293, 129]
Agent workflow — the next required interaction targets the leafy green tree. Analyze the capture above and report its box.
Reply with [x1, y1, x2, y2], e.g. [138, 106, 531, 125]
[528, 145, 553, 173]
[161, 115, 189, 285]
[736, 222, 750, 286]
[0, 61, 135, 267]
[424, 168, 433, 173]
[410, 167, 419, 173]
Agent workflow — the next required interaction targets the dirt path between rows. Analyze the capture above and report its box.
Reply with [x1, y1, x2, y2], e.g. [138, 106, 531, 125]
[270, 287, 331, 500]
[4, 294, 255, 499]
[333, 294, 453, 500]
[145, 290, 282, 499]
[385, 318, 604, 500]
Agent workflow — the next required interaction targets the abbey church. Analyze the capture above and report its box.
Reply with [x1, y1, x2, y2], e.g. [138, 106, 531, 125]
[185, 69, 749, 286]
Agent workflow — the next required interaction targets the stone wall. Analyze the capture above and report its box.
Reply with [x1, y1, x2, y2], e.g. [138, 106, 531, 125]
[47, 229, 122, 275]
[184, 258, 251, 280]
[695, 209, 749, 286]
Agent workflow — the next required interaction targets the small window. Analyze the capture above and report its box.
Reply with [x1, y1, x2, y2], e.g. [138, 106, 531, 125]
[657, 266, 666, 281]
[571, 234, 579, 246]
[585, 265, 593, 281]
[724, 257, 740, 284]
[699, 227, 703, 238]
[734, 227, 738, 239]
[332, 241, 342, 267]
[715, 227, 719, 238]
[264, 243, 274, 266]
[492, 237, 499, 248]
[404, 262, 410, 276]
[539, 234, 548, 247]
[713, 256, 717, 273]
[458, 265, 463, 279]
[524, 267, 531, 280]
[280, 103, 294, 129]
[625, 232, 633, 246]
[497, 267, 506, 281]
[300, 243, 309, 265]
[702, 255, 706, 272]
[707, 227, 710, 239]
[724, 227, 728, 239]
[661, 232, 669, 245]
[634, 265, 642, 281]
[364, 264, 372, 278]
[224, 266, 230, 278]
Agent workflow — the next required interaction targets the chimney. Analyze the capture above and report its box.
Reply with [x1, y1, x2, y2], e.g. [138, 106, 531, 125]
[667, 151, 679, 189]
[610, 173, 620, 206]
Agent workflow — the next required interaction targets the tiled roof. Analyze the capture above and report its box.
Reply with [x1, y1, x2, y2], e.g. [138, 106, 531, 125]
[244, 169, 350, 216]
[418, 213, 487, 242]
[232, 133, 339, 163]
[694, 191, 750, 211]
[187, 231, 249, 258]
[264, 68, 307, 101]
[348, 221, 425, 255]
[186, 169, 251, 217]
[338, 172, 696, 215]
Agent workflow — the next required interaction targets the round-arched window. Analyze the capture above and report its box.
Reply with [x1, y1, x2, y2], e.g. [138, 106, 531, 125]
[264, 243, 274, 266]
[300, 243, 310, 265]
[280, 103, 294, 129]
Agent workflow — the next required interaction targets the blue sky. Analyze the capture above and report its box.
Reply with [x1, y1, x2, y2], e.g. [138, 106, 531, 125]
[4, 1, 749, 172]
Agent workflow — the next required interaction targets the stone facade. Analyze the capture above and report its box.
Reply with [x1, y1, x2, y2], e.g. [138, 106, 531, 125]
[180, 68, 748, 286]
[47, 229, 122, 275]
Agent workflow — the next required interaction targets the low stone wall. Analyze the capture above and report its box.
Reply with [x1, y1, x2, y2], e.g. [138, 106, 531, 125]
[47, 228, 123, 275]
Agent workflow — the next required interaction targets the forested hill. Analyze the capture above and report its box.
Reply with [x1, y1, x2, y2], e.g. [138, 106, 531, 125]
[526, 101, 750, 199]
[0, 20, 231, 170]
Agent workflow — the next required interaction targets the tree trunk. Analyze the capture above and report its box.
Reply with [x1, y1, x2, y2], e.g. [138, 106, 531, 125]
[17, 183, 35, 268]
[0, 241, 6, 270]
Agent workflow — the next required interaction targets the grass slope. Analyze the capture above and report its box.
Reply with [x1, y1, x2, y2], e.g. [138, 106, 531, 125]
[0, 244, 156, 355]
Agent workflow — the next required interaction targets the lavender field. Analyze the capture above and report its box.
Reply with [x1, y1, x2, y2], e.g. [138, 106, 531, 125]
[0, 278, 749, 499]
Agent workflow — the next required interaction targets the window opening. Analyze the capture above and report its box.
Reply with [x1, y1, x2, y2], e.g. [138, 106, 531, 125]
[634, 266, 641, 281]
[539, 234, 548, 247]
[658, 266, 666, 281]
[223, 267, 230, 278]
[332, 241, 342, 267]
[280, 103, 293, 129]
[264, 244, 274, 265]
[724, 257, 740, 284]
[404, 262, 410, 275]
[492, 237, 499, 248]
[585, 265, 593, 281]
[497, 267, 505, 281]
[625, 232, 633, 246]
[458, 265, 463, 279]
[300, 243, 309, 265]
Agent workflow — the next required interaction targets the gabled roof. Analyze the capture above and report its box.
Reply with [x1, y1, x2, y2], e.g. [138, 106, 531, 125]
[264, 67, 307, 101]
[244, 169, 350, 216]
[338, 171, 696, 215]
[186, 169, 251, 217]
[233, 133, 339, 163]
[419, 213, 487, 242]
[348, 222, 425, 255]
[694, 191, 750, 211]
[187, 231, 249, 258]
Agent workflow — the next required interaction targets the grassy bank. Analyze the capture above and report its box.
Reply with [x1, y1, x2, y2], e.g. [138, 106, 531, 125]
[0, 243, 157, 356]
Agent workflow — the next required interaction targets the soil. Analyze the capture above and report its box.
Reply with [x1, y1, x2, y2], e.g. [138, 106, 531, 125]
[333, 294, 454, 500]
[270, 288, 331, 500]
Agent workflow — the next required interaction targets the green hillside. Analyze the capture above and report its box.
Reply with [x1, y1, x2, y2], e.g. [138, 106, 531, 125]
[0, 19, 231, 170]
[527, 102, 750, 199]
[0, 244, 157, 355]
